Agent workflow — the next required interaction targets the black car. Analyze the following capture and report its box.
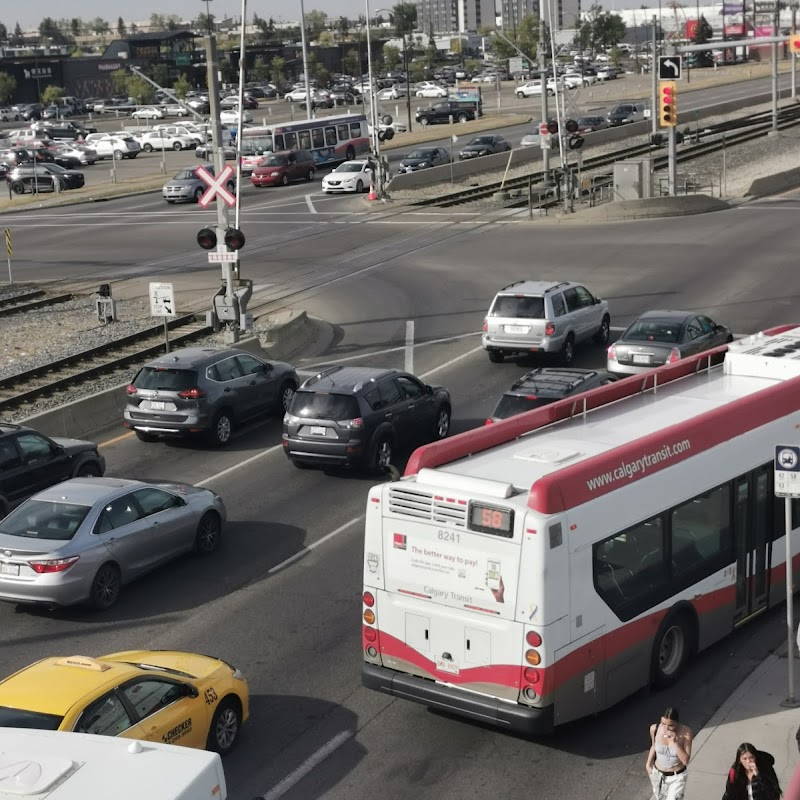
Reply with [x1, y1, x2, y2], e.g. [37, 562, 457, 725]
[195, 143, 238, 160]
[329, 85, 362, 106]
[0, 423, 105, 517]
[488, 368, 617, 423]
[399, 147, 451, 173]
[8, 163, 85, 194]
[415, 100, 481, 126]
[283, 366, 451, 472]
[576, 115, 608, 132]
[458, 135, 512, 160]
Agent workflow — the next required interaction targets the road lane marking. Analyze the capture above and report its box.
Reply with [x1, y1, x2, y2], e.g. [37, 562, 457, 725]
[260, 730, 353, 800]
[195, 444, 284, 486]
[419, 345, 483, 378]
[99, 431, 134, 448]
[305, 195, 317, 214]
[268, 516, 363, 574]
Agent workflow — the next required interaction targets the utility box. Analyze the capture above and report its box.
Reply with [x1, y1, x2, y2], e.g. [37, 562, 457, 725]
[613, 159, 653, 201]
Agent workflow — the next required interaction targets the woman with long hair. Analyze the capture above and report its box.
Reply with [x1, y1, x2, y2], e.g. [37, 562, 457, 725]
[646, 706, 693, 800]
[722, 742, 782, 800]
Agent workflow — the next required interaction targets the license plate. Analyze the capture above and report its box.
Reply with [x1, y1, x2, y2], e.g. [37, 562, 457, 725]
[505, 325, 530, 334]
[632, 355, 651, 365]
[150, 401, 166, 410]
[310, 425, 326, 436]
[435, 658, 460, 675]
[0, 563, 19, 576]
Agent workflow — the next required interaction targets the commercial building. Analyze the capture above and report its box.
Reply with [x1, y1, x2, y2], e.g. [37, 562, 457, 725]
[415, 0, 495, 33]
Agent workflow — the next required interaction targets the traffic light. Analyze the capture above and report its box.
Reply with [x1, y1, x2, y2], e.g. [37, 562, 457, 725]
[659, 81, 677, 127]
[224, 228, 245, 250]
[197, 227, 216, 250]
[565, 119, 579, 134]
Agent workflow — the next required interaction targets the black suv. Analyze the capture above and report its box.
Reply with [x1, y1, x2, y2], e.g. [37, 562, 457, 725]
[487, 368, 616, 423]
[415, 100, 482, 126]
[282, 366, 452, 472]
[0, 423, 105, 517]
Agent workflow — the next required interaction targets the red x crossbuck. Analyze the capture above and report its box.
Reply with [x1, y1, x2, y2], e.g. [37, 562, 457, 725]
[196, 164, 236, 209]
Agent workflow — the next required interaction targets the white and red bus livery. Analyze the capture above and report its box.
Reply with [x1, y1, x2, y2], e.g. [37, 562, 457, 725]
[361, 325, 800, 734]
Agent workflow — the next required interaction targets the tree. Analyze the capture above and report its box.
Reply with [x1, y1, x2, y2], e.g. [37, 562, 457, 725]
[317, 31, 335, 46]
[691, 15, 714, 64]
[305, 10, 328, 38]
[342, 48, 359, 76]
[127, 74, 154, 103]
[195, 13, 215, 33]
[0, 23, 8, 43]
[149, 14, 166, 31]
[166, 15, 181, 30]
[110, 68, 129, 95]
[269, 55, 286, 85]
[70, 18, 82, 37]
[130, 22, 139, 34]
[173, 73, 191, 98]
[252, 56, 270, 83]
[384, 44, 400, 70]
[116, 17, 126, 37]
[0, 72, 16, 104]
[336, 16, 350, 39]
[42, 85, 64, 104]
[90, 17, 110, 35]
[10, 22, 23, 46]
[150, 63, 169, 87]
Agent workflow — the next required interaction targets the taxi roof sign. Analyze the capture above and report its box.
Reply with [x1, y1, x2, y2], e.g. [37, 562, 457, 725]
[55, 656, 112, 672]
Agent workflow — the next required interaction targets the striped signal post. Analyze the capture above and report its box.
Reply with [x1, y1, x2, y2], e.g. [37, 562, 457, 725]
[4, 227, 11, 284]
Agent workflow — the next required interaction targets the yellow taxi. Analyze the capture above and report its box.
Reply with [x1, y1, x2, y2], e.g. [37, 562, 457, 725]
[0, 650, 249, 755]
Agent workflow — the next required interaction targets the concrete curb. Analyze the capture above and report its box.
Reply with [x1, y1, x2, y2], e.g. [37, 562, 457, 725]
[553, 194, 731, 223]
[746, 165, 800, 197]
[17, 309, 318, 441]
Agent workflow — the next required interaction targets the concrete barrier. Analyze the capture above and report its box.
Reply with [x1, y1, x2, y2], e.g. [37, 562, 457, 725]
[746, 165, 800, 197]
[557, 194, 730, 223]
[18, 309, 317, 441]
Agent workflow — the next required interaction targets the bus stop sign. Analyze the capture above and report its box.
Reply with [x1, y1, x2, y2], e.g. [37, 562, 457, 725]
[775, 445, 800, 497]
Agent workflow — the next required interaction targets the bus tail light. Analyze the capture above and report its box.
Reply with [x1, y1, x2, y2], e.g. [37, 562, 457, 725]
[526, 631, 542, 647]
[525, 649, 541, 666]
[666, 347, 681, 364]
[363, 626, 377, 642]
[363, 591, 375, 607]
[524, 668, 540, 685]
[363, 609, 375, 624]
[545, 322, 556, 336]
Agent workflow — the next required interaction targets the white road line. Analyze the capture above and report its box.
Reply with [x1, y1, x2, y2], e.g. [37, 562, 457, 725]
[305, 194, 317, 214]
[260, 731, 353, 800]
[268, 516, 363, 574]
[419, 345, 483, 378]
[195, 444, 283, 487]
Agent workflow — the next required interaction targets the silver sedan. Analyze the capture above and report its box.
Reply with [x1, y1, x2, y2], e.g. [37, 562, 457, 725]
[0, 478, 226, 610]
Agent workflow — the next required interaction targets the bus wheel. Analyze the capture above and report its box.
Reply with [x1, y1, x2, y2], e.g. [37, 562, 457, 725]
[651, 612, 692, 687]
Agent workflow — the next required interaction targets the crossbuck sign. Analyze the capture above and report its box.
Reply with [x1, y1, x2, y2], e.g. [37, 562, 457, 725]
[196, 164, 236, 209]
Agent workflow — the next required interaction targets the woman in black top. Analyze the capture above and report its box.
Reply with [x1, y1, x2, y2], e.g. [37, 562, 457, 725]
[722, 742, 782, 800]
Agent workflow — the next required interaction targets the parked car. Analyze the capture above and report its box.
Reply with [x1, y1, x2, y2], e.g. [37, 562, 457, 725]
[131, 106, 165, 120]
[0, 107, 20, 122]
[486, 368, 617, 423]
[0, 423, 105, 517]
[482, 279, 611, 365]
[41, 104, 72, 119]
[576, 115, 609, 132]
[220, 109, 253, 125]
[329, 85, 362, 105]
[415, 84, 448, 98]
[515, 79, 561, 98]
[251, 149, 316, 187]
[136, 130, 196, 152]
[596, 65, 618, 80]
[155, 124, 207, 145]
[458, 135, 511, 160]
[415, 100, 480, 126]
[607, 310, 733, 375]
[91, 134, 141, 160]
[0, 478, 226, 609]
[398, 147, 451, 172]
[284, 88, 313, 102]
[321, 159, 374, 193]
[607, 102, 646, 126]
[162, 164, 237, 204]
[282, 366, 451, 472]
[564, 71, 597, 87]
[51, 143, 98, 165]
[123, 347, 298, 445]
[7, 163, 85, 194]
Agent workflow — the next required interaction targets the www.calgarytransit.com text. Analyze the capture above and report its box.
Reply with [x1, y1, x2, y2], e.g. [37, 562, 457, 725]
[586, 440, 692, 491]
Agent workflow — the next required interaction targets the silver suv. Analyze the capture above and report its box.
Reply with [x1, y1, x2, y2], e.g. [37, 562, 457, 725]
[123, 347, 298, 446]
[482, 280, 610, 365]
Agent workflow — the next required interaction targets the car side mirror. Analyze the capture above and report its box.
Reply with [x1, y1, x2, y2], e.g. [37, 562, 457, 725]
[51, 443, 65, 455]
[595, 296, 602, 304]
[184, 684, 199, 698]
[425, 384, 434, 395]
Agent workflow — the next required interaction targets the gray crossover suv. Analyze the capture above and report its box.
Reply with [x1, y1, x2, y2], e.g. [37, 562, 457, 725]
[482, 280, 611, 365]
[124, 347, 298, 446]
[282, 366, 451, 472]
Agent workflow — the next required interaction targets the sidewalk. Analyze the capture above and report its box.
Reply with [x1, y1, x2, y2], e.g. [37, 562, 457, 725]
[664, 642, 800, 799]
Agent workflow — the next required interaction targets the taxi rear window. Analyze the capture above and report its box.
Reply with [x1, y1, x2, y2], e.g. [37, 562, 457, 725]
[0, 705, 63, 729]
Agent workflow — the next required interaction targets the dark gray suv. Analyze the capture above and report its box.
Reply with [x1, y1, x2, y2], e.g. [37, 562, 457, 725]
[123, 347, 298, 446]
[282, 366, 452, 472]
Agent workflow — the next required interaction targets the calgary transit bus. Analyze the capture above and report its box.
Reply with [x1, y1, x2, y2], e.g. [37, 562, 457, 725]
[361, 324, 800, 734]
[238, 113, 369, 175]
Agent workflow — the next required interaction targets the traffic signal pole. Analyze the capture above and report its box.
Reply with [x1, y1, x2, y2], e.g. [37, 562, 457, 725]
[205, 34, 239, 344]
[651, 17, 658, 138]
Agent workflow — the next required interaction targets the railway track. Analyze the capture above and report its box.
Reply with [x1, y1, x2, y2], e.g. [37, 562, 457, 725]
[0, 314, 211, 416]
[0, 290, 75, 318]
[411, 104, 800, 209]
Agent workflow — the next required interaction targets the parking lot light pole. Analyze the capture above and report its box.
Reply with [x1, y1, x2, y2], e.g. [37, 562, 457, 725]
[365, 3, 382, 195]
[299, 0, 314, 118]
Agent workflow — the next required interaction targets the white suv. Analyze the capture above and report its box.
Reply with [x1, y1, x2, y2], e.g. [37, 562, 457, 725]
[482, 280, 611, 365]
[135, 130, 195, 152]
[90, 134, 141, 160]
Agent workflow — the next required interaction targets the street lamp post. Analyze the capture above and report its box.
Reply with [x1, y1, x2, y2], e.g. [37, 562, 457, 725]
[299, 0, 314, 118]
[204, 0, 214, 34]
[365, 3, 382, 195]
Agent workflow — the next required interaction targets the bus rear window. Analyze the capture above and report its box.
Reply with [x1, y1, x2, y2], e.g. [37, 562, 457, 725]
[289, 391, 360, 421]
[0, 706, 63, 729]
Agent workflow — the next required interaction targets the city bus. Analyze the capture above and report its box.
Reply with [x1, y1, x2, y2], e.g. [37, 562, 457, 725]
[239, 113, 369, 175]
[361, 324, 800, 734]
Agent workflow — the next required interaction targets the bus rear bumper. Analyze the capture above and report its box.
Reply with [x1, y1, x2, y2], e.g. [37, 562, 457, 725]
[362, 663, 554, 735]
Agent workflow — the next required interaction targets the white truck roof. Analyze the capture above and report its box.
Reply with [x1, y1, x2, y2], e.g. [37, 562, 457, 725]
[0, 729, 226, 800]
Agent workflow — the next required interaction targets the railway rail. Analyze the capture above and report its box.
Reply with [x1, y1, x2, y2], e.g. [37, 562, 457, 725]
[0, 290, 75, 318]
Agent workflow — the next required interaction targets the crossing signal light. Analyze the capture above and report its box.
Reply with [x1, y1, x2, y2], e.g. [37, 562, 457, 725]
[224, 228, 245, 250]
[546, 119, 559, 135]
[197, 227, 216, 250]
[659, 81, 677, 127]
[568, 134, 585, 150]
[565, 119, 579, 134]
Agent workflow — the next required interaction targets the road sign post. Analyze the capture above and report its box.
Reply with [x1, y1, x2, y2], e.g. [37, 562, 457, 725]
[4, 227, 11, 284]
[775, 444, 800, 707]
[149, 282, 175, 354]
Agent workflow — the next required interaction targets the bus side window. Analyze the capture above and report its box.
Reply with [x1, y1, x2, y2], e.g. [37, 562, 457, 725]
[337, 124, 349, 142]
[670, 484, 731, 577]
[350, 122, 361, 138]
[312, 128, 324, 148]
[298, 130, 311, 150]
[283, 132, 297, 150]
[274, 134, 284, 150]
[325, 127, 337, 146]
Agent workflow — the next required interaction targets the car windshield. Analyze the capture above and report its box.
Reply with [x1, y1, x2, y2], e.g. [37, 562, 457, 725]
[493, 394, 553, 419]
[0, 706, 63, 729]
[133, 366, 197, 391]
[262, 154, 288, 167]
[490, 295, 545, 319]
[289, 391, 360, 421]
[578, 117, 598, 125]
[470, 137, 493, 145]
[407, 150, 435, 159]
[174, 169, 198, 180]
[0, 500, 92, 541]
[622, 320, 681, 343]
[336, 163, 364, 173]
[613, 105, 633, 114]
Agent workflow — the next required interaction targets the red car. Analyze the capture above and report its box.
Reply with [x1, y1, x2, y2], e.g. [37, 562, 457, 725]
[250, 149, 316, 187]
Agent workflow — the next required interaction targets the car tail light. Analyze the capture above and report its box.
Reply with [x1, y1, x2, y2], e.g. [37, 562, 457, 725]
[526, 631, 542, 647]
[525, 649, 541, 666]
[607, 344, 616, 360]
[485, 418, 493, 425]
[29, 556, 80, 574]
[545, 322, 555, 336]
[483, 318, 488, 332]
[126, 384, 137, 395]
[363, 591, 375, 607]
[341, 418, 363, 430]
[666, 348, 681, 364]
[178, 388, 207, 399]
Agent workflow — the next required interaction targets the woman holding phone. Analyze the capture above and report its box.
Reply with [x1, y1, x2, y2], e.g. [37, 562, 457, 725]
[646, 707, 693, 800]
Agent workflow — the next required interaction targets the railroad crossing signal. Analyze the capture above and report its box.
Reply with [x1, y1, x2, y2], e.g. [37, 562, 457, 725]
[790, 35, 800, 53]
[196, 164, 236, 209]
[658, 55, 683, 81]
[4, 228, 10, 257]
[659, 81, 678, 127]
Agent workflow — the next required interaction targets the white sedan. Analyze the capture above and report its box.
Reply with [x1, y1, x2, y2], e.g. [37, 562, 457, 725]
[321, 160, 374, 194]
[415, 85, 448, 98]
[220, 109, 254, 125]
[132, 106, 165, 119]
